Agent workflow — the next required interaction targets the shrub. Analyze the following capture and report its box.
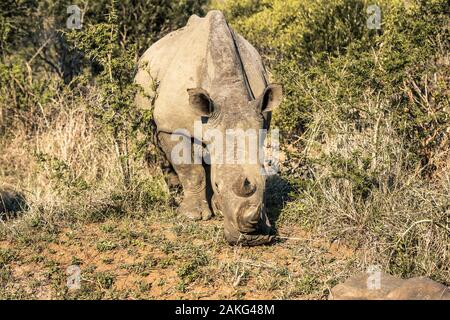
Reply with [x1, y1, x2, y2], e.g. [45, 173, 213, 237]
[0, 1, 206, 226]
[217, 0, 449, 169]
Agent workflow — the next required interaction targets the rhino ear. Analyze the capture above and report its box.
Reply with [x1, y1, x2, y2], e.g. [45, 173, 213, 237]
[259, 84, 283, 113]
[187, 88, 213, 116]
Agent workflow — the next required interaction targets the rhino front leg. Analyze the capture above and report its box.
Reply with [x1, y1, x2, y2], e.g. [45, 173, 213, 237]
[158, 132, 212, 221]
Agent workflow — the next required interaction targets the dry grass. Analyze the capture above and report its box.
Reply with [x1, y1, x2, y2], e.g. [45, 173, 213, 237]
[277, 84, 450, 285]
[0, 87, 169, 235]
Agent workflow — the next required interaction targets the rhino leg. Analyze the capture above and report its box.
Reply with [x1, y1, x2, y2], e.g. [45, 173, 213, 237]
[158, 132, 212, 221]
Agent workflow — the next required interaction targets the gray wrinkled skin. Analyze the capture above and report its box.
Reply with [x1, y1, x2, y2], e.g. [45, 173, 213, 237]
[135, 11, 282, 246]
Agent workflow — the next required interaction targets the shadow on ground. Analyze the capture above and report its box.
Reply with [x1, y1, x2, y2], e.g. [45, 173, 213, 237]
[265, 174, 292, 233]
[0, 188, 28, 220]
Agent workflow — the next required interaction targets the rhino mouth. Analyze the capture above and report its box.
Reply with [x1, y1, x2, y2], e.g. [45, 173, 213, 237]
[224, 227, 275, 246]
[224, 209, 275, 246]
[212, 191, 274, 246]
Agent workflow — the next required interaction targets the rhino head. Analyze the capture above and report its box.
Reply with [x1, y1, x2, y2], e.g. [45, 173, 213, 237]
[187, 83, 283, 246]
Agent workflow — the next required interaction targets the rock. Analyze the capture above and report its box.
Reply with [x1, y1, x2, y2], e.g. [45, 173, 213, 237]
[387, 277, 450, 300]
[330, 272, 450, 300]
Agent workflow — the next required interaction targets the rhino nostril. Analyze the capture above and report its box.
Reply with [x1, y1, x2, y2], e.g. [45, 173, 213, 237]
[232, 176, 256, 197]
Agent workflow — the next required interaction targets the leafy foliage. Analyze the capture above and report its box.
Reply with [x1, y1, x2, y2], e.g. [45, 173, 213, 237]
[217, 0, 449, 170]
[1, 0, 207, 186]
[216, 0, 449, 282]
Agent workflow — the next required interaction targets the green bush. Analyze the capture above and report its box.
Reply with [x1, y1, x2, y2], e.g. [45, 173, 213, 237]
[216, 0, 449, 283]
[217, 0, 449, 169]
[0, 1, 206, 223]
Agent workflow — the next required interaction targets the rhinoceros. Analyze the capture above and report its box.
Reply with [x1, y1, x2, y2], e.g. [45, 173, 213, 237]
[134, 10, 283, 245]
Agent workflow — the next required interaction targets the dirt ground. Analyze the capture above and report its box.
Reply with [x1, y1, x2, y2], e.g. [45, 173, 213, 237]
[0, 210, 357, 300]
